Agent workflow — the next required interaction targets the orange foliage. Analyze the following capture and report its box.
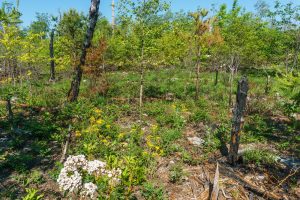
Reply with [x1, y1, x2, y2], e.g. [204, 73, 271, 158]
[84, 38, 107, 75]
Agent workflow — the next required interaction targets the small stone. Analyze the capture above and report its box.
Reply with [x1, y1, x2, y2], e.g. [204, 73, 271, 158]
[256, 175, 265, 181]
[41, 158, 49, 163]
[187, 137, 204, 146]
[23, 147, 32, 152]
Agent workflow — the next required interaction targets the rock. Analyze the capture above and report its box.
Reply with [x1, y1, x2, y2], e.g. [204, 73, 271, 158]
[187, 137, 204, 146]
[165, 93, 175, 101]
[279, 157, 300, 168]
[255, 175, 265, 181]
[22, 147, 32, 152]
[41, 158, 50, 164]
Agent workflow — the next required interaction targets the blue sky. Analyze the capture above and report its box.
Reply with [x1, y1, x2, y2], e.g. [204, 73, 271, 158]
[3, 0, 299, 27]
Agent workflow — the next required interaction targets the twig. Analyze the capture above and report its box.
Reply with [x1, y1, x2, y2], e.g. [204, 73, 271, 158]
[60, 125, 72, 163]
[221, 187, 231, 199]
[218, 163, 281, 200]
[274, 166, 300, 190]
[210, 162, 219, 200]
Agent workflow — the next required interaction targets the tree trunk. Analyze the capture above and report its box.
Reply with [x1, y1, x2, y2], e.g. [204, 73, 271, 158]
[6, 97, 13, 125]
[49, 29, 55, 81]
[228, 77, 249, 166]
[228, 68, 234, 107]
[67, 0, 101, 102]
[264, 75, 270, 94]
[292, 32, 300, 71]
[195, 45, 201, 100]
[214, 68, 219, 86]
[285, 50, 290, 74]
[111, 0, 115, 31]
[139, 67, 144, 109]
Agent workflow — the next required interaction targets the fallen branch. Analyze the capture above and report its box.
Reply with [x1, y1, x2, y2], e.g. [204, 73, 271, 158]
[274, 166, 300, 190]
[218, 163, 281, 200]
[60, 125, 72, 163]
[210, 162, 219, 200]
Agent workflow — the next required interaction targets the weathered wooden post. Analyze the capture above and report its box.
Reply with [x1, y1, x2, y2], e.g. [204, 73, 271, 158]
[228, 76, 248, 166]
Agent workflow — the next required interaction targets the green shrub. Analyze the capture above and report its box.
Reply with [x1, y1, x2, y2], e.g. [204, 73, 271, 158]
[243, 149, 277, 166]
[142, 183, 166, 200]
[169, 163, 183, 183]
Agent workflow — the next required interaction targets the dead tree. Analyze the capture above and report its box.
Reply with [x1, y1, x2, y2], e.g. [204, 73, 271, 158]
[67, 0, 101, 102]
[228, 76, 248, 166]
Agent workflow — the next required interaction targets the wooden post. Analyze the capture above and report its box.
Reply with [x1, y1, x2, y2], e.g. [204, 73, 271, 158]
[228, 76, 248, 166]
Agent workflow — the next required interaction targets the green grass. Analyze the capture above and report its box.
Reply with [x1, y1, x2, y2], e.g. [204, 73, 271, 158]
[0, 67, 298, 199]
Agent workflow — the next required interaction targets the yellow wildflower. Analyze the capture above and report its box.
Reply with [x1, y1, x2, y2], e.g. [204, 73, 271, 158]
[152, 152, 159, 157]
[96, 119, 104, 125]
[90, 116, 96, 123]
[171, 104, 176, 110]
[118, 133, 125, 139]
[151, 125, 158, 132]
[159, 149, 164, 155]
[106, 124, 111, 129]
[75, 130, 81, 137]
[94, 108, 102, 114]
[101, 139, 108, 144]
[146, 140, 154, 148]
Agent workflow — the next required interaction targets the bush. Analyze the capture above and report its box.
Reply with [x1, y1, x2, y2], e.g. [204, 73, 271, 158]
[243, 149, 277, 166]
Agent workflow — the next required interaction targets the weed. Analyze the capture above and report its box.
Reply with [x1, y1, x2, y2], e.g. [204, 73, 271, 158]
[169, 163, 184, 183]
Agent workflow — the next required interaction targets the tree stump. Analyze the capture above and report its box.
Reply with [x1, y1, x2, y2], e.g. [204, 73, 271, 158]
[228, 76, 248, 166]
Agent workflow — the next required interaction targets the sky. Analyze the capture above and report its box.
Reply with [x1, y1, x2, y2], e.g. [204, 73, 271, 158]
[2, 0, 300, 27]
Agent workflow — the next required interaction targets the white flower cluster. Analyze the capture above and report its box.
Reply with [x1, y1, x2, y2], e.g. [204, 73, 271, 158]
[57, 155, 122, 199]
[81, 182, 98, 199]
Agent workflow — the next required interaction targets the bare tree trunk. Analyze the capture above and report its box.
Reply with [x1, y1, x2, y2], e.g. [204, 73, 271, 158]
[111, 0, 115, 31]
[195, 45, 201, 100]
[285, 50, 290, 74]
[6, 97, 13, 126]
[67, 0, 101, 102]
[139, 67, 144, 109]
[214, 67, 219, 86]
[292, 32, 300, 71]
[265, 75, 270, 94]
[49, 29, 55, 81]
[228, 77, 249, 166]
[139, 37, 145, 112]
[228, 68, 234, 107]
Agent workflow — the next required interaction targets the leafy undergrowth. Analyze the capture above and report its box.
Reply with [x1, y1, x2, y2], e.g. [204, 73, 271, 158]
[0, 69, 299, 199]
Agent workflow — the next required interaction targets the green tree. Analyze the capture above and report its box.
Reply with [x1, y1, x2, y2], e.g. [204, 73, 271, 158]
[118, 0, 169, 110]
[29, 13, 50, 38]
[67, 0, 101, 102]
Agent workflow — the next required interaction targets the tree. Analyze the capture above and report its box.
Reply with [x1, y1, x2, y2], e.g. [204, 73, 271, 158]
[190, 9, 220, 100]
[49, 16, 58, 81]
[0, 24, 22, 86]
[29, 13, 50, 38]
[118, 0, 169, 111]
[67, 0, 101, 102]
[57, 9, 87, 65]
[0, 2, 22, 26]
